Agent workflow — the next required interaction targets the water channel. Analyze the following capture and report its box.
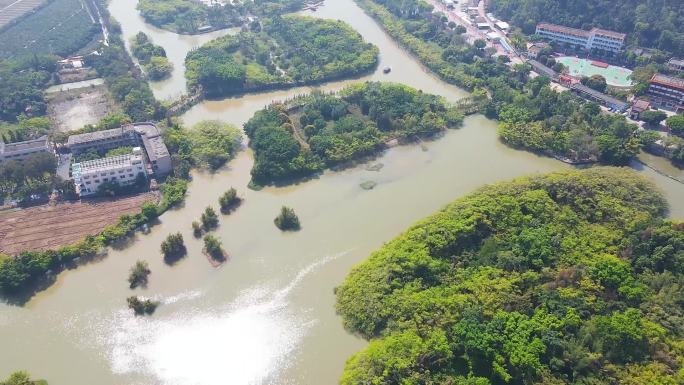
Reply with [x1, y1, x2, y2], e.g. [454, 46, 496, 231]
[1, 0, 683, 384]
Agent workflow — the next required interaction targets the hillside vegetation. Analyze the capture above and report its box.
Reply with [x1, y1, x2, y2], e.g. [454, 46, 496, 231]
[491, 0, 684, 56]
[336, 167, 684, 385]
[185, 15, 378, 96]
[243, 82, 464, 184]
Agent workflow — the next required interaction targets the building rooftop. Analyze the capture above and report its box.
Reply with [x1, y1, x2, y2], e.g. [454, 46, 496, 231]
[74, 149, 143, 175]
[536, 23, 625, 41]
[537, 23, 590, 38]
[651, 74, 684, 91]
[590, 28, 626, 40]
[668, 58, 684, 67]
[570, 83, 628, 110]
[67, 127, 127, 146]
[142, 135, 170, 162]
[631, 99, 650, 112]
[2, 135, 49, 154]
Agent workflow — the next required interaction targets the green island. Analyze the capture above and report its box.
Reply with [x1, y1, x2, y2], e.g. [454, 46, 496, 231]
[131, 32, 173, 80]
[185, 15, 379, 97]
[336, 167, 684, 384]
[352, 0, 650, 165]
[137, 0, 304, 34]
[243, 81, 464, 184]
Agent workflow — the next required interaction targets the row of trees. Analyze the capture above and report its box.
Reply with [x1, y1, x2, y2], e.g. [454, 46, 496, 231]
[243, 82, 464, 184]
[336, 167, 683, 385]
[184, 15, 379, 97]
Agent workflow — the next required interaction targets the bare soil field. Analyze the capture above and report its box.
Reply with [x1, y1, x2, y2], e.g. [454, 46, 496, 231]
[47, 84, 117, 132]
[0, 192, 158, 255]
[0, 0, 45, 29]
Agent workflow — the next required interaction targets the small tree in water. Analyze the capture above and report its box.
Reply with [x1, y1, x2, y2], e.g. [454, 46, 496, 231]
[274, 206, 300, 231]
[192, 221, 203, 238]
[128, 260, 151, 289]
[127, 296, 159, 316]
[219, 187, 242, 213]
[200, 206, 219, 230]
[203, 234, 226, 262]
[161, 232, 186, 264]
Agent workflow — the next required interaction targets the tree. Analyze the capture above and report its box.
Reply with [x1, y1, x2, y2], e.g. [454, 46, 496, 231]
[665, 115, 684, 136]
[474, 39, 487, 50]
[203, 234, 226, 261]
[0, 371, 37, 385]
[200, 206, 219, 230]
[192, 221, 202, 238]
[127, 296, 158, 315]
[274, 206, 300, 231]
[581, 74, 607, 92]
[127, 260, 150, 289]
[218, 187, 241, 213]
[160, 232, 186, 263]
[640, 110, 667, 126]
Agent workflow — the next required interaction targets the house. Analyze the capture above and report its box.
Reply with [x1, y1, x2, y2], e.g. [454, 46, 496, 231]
[535, 23, 626, 52]
[527, 42, 550, 59]
[0, 136, 52, 163]
[66, 122, 172, 177]
[629, 99, 650, 120]
[668, 58, 684, 73]
[647, 74, 684, 112]
[57, 56, 86, 70]
[72, 147, 146, 197]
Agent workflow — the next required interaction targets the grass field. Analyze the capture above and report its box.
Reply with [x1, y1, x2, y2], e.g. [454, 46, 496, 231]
[557, 56, 633, 87]
[0, 0, 98, 58]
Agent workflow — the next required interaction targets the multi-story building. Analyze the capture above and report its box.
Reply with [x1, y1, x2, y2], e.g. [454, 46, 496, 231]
[0, 135, 52, 163]
[67, 123, 172, 176]
[668, 58, 684, 73]
[535, 23, 626, 53]
[72, 147, 146, 197]
[647, 74, 684, 112]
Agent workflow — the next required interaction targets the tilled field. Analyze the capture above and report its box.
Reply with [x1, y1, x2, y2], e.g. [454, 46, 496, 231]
[0, 0, 45, 29]
[0, 192, 158, 255]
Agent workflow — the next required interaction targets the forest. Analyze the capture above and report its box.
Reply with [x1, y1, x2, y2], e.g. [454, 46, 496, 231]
[130, 32, 173, 80]
[185, 15, 379, 97]
[0, 0, 99, 59]
[243, 82, 464, 184]
[136, 0, 304, 34]
[490, 0, 684, 57]
[355, 0, 646, 166]
[0, 55, 57, 121]
[336, 167, 684, 385]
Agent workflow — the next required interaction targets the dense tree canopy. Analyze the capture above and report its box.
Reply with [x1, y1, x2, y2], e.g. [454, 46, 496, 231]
[491, 0, 684, 56]
[243, 82, 464, 184]
[336, 167, 684, 385]
[137, 0, 304, 34]
[163, 120, 242, 171]
[0, 56, 57, 121]
[185, 15, 379, 96]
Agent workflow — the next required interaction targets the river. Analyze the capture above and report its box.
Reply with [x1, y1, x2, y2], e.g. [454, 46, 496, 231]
[1, 0, 683, 384]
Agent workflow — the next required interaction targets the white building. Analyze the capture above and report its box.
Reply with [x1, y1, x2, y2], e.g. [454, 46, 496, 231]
[72, 147, 146, 197]
[0, 135, 52, 163]
[67, 123, 172, 177]
[535, 23, 626, 53]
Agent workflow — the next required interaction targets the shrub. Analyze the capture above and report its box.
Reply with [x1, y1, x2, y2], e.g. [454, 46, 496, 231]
[200, 206, 219, 230]
[218, 187, 241, 213]
[127, 260, 150, 289]
[160, 232, 186, 263]
[127, 296, 159, 316]
[203, 234, 225, 261]
[274, 206, 300, 231]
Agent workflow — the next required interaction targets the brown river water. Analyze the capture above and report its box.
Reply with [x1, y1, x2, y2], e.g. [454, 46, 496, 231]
[1, 0, 682, 384]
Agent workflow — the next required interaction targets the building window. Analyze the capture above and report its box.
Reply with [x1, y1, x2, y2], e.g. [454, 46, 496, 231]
[103, 178, 108, 182]
[129, 174, 134, 177]
[94, 179, 100, 183]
